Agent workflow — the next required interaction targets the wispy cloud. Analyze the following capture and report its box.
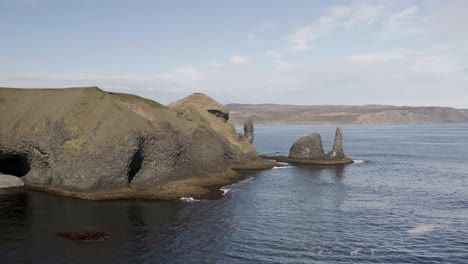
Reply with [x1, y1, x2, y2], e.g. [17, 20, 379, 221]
[171, 66, 202, 80]
[348, 52, 406, 62]
[208, 61, 224, 68]
[266, 50, 280, 60]
[229, 55, 249, 64]
[286, 2, 387, 51]
[381, 6, 425, 39]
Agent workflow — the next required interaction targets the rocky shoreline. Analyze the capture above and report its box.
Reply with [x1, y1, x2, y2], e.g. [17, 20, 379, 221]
[0, 87, 277, 200]
[0, 87, 355, 201]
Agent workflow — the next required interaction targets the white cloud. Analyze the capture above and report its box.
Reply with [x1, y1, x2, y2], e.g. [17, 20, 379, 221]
[2, 49, 468, 107]
[426, 0, 468, 40]
[348, 52, 406, 62]
[381, 6, 425, 39]
[247, 33, 262, 46]
[286, 2, 387, 51]
[266, 50, 280, 60]
[208, 61, 224, 68]
[172, 66, 202, 80]
[229, 55, 249, 64]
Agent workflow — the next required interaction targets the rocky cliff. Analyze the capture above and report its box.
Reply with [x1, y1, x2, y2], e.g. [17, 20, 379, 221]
[0, 87, 275, 200]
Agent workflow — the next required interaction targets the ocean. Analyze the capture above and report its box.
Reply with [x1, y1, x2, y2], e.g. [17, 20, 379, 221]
[1, 124, 468, 263]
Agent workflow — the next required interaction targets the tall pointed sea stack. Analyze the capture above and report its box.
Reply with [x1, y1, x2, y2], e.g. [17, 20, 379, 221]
[327, 128, 345, 159]
[243, 118, 254, 144]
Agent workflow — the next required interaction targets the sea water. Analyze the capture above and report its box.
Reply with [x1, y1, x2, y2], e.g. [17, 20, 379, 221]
[1, 124, 468, 263]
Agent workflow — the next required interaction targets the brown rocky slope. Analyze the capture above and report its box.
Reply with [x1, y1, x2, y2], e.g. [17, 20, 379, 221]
[0, 87, 276, 200]
[227, 104, 468, 125]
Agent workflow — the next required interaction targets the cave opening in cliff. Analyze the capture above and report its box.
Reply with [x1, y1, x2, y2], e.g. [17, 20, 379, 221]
[127, 148, 143, 184]
[0, 154, 31, 177]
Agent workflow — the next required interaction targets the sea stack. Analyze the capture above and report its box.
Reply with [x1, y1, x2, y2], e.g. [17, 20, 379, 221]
[327, 127, 345, 159]
[243, 118, 254, 144]
[288, 133, 325, 160]
[287, 128, 353, 165]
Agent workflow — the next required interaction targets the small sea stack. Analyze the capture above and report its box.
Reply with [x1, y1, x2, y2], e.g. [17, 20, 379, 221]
[288, 127, 353, 164]
[260, 128, 353, 165]
[243, 118, 254, 144]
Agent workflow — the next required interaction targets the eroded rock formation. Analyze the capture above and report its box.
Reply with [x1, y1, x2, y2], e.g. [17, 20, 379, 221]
[243, 118, 254, 144]
[169, 93, 274, 169]
[288, 133, 325, 160]
[0, 87, 276, 199]
[284, 128, 352, 164]
[328, 127, 345, 159]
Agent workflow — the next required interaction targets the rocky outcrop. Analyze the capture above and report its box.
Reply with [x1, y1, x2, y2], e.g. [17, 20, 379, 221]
[243, 118, 254, 144]
[287, 128, 352, 164]
[288, 133, 325, 160]
[170, 93, 276, 169]
[0, 87, 276, 200]
[262, 128, 353, 165]
[328, 127, 345, 159]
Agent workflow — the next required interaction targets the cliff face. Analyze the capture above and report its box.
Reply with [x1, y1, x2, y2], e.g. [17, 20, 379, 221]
[0, 87, 274, 200]
[227, 104, 468, 125]
[170, 93, 275, 169]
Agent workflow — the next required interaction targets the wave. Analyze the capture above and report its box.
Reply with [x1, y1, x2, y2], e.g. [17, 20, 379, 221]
[180, 197, 199, 202]
[353, 159, 367, 164]
[407, 224, 438, 235]
[220, 187, 230, 195]
[273, 166, 294, 169]
[239, 177, 254, 183]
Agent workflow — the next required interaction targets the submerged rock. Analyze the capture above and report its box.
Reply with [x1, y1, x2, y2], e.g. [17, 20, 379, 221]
[0, 87, 276, 200]
[243, 118, 254, 144]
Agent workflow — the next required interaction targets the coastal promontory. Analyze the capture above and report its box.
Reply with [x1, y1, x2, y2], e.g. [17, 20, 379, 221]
[0, 87, 276, 200]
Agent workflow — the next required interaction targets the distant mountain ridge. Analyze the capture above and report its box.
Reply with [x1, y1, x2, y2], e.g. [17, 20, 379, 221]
[226, 104, 468, 125]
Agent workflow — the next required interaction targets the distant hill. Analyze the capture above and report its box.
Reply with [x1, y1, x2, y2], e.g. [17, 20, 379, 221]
[226, 104, 468, 125]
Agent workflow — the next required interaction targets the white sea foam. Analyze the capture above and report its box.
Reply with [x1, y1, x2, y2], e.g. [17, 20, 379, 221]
[180, 197, 199, 202]
[350, 249, 361, 256]
[353, 159, 366, 164]
[220, 187, 230, 195]
[272, 166, 294, 169]
[239, 177, 254, 183]
[407, 224, 438, 235]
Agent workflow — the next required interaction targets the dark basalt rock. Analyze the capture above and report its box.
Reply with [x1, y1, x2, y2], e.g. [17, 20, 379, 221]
[288, 133, 325, 160]
[0, 87, 277, 200]
[327, 127, 345, 159]
[207, 109, 229, 122]
[265, 128, 353, 165]
[243, 118, 254, 144]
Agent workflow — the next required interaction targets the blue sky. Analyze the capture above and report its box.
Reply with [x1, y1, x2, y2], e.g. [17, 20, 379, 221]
[1, 0, 468, 107]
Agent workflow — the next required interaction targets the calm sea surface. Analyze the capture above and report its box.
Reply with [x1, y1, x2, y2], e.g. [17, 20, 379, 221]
[1, 124, 468, 263]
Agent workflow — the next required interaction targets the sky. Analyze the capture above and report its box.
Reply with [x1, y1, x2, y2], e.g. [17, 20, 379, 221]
[1, 0, 468, 107]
